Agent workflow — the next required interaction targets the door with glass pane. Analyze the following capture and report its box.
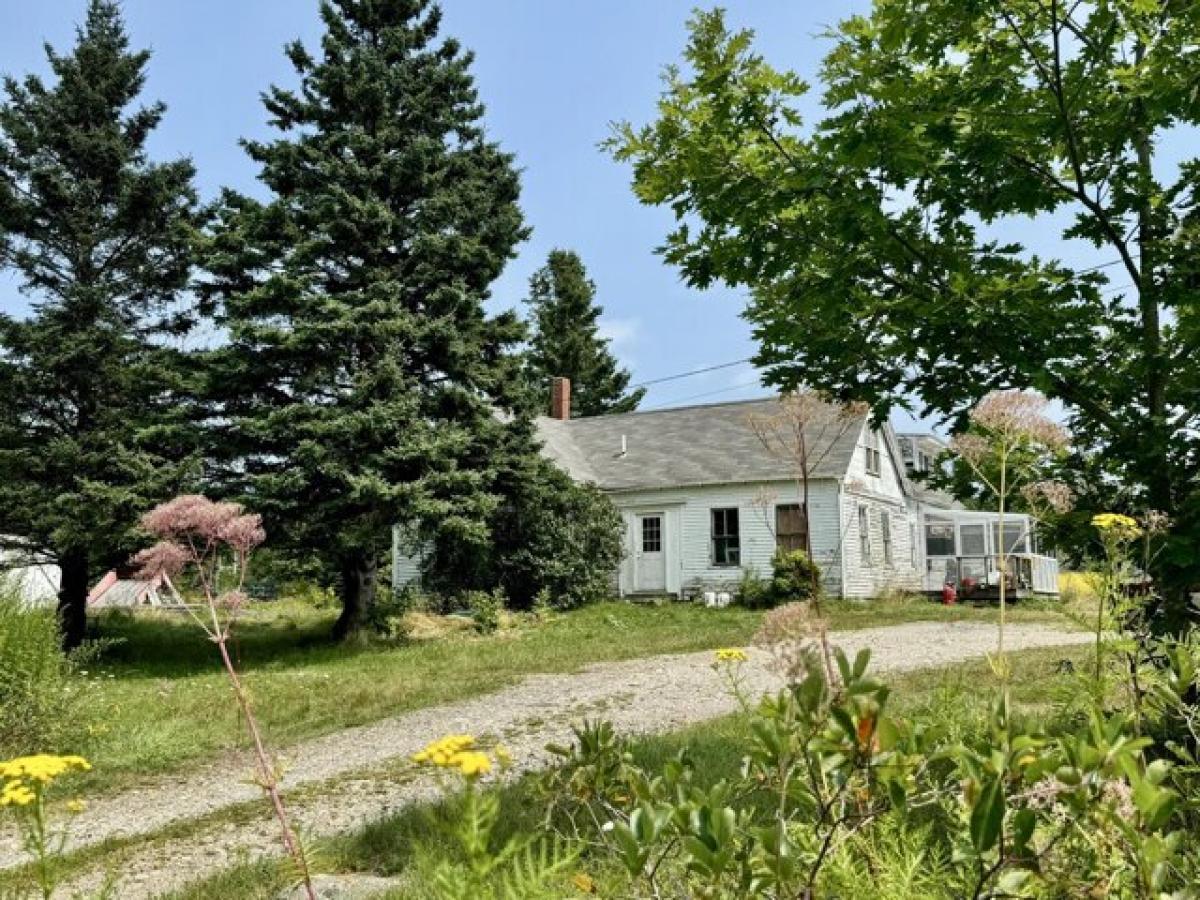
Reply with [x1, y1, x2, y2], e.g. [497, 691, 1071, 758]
[634, 513, 666, 592]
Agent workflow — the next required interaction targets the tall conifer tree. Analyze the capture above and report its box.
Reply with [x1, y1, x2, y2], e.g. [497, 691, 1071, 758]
[206, 0, 530, 638]
[526, 249, 643, 416]
[0, 1, 202, 647]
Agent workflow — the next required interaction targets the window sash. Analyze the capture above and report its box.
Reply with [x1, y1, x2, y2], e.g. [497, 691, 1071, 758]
[641, 516, 662, 553]
[881, 512, 892, 565]
[858, 505, 872, 564]
[711, 508, 740, 566]
[863, 431, 882, 476]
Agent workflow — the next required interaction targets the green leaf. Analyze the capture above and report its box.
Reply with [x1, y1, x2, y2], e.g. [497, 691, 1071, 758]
[970, 775, 1005, 853]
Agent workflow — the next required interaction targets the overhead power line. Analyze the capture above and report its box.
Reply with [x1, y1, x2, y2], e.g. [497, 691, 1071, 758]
[627, 357, 754, 390]
[644, 377, 767, 411]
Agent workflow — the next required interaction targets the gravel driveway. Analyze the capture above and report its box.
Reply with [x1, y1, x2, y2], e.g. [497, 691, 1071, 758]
[0, 620, 1091, 898]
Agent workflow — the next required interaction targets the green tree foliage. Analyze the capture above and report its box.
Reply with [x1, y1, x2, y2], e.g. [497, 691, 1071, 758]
[204, 0, 532, 639]
[526, 249, 644, 416]
[0, 0, 202, 647]
[611, 4, 1200, 615]
[427, 456, 624, 610]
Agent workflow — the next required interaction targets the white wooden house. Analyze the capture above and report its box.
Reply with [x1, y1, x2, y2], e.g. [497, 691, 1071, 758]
[394, 381, 1059, 601]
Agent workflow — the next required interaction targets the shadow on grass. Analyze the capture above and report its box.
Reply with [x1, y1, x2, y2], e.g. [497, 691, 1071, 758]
[87, 603, 377, 679]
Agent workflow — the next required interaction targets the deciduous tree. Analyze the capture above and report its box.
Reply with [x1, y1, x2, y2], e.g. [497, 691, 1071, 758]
[611, 3, 1200, 618]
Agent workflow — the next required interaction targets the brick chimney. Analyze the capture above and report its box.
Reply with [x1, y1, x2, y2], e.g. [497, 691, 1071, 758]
[549, 376, 571, 420]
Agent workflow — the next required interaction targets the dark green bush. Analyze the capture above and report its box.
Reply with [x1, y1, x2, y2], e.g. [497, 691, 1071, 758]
[768, 549, 822, 605]
[428, 459, 624, 610]
[736, 568, 772, 609]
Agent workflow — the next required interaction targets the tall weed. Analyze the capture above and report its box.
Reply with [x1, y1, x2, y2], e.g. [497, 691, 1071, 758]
[0, 581, 86, 755]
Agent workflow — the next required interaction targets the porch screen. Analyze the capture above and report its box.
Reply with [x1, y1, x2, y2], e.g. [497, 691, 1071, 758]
[925, 520, 955, 557]
[775, 503, 808, 553]
[993, 522, 1027, 554]
[960, 523, 986, 556]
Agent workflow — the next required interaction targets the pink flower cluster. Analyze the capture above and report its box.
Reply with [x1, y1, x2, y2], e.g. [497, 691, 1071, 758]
[967, 391, 1069, 450]
[1020, 480, 1075, 515]
[141, 494, 265, 551]
[133, 495, 265, 580]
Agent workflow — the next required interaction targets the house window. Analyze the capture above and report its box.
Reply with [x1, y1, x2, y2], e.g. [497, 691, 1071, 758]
[775, 503, 808, 553]
[863, 431, 882, 476]
[925, 519, 956, 557]
[711, 508, 740, 566]
[641, 516, 662, 553]
[880, 512, 893, 565]
[858, 504, 872, 565]
[910, 522, 918, 567]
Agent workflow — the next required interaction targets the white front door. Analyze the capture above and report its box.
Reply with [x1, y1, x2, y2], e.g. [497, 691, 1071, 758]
[634, 513, 666, 592]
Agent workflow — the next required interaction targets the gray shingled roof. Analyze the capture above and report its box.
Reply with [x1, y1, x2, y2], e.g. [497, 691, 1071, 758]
[534, 397, 868, 492]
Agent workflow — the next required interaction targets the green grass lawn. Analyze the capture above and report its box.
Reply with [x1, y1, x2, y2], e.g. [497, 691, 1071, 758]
[69, 593, 1080, 795]
[161, 642, 1097, 900]
[73, 599, 760, 792]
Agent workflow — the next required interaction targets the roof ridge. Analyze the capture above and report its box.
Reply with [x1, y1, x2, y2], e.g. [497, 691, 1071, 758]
[535, 393, 783, 424]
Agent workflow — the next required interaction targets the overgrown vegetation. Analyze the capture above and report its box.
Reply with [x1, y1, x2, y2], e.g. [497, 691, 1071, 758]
[0, 585, 88, 758]
[155, 644, 1147, 900]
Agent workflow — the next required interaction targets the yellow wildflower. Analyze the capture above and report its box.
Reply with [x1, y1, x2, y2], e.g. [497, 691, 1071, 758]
[0, 755, 90, 785]
[67, 799, 87, 814]
[494, 744, 514, 767]
[1091, 513, 1141, 540]
[1, 782, 36, 807]
[454, 751, 492, 778]
[714, 648, 748, 663]
[412, 735, 493, 778]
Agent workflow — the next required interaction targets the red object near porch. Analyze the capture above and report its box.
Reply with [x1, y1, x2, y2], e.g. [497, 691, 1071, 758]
[941, 582, 958, 606]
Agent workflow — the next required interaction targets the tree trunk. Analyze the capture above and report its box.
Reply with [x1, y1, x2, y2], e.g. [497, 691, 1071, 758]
[57, 548, 89, 651]
[333, 553, 377, 641]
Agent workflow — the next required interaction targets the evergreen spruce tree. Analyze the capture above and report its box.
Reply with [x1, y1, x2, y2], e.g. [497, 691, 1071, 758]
[526, 249, 644, 416]
[0, 1, 202, 647]
[205, 0, 531, 638]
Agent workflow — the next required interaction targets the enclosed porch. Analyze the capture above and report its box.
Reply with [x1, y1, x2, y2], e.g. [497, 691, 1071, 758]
[921, 510, 1059, 598]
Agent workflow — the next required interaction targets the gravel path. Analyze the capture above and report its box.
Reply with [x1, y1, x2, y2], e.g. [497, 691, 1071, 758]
[0, 621, 1091, 898]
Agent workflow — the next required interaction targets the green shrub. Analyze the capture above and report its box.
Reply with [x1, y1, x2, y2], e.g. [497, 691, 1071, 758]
[364, 585, 430, 642]
[464, 589, 504, 634]
[736, 568, 771, 609]
[768, 549, 822, 605]
[536, 646, 1199, 898]
[428, 459, 624, 610]
[0, 584, 86, 756]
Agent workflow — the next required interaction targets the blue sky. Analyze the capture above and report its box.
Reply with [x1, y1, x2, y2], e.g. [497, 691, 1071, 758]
[2, 1, 881, 413]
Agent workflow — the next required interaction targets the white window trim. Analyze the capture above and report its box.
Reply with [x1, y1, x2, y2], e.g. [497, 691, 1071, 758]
[711, 507, 741, 568]
[863, 430, 882, 477]
[858, 504, 872, 566]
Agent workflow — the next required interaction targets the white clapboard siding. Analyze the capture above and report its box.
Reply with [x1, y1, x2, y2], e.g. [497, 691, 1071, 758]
[391, 525, 425, 588]
[608, 479, 845, 597]
[838, 422, 924, 598]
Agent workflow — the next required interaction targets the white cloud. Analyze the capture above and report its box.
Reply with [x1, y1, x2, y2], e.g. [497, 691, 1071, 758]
[597, 316, 640, 351]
